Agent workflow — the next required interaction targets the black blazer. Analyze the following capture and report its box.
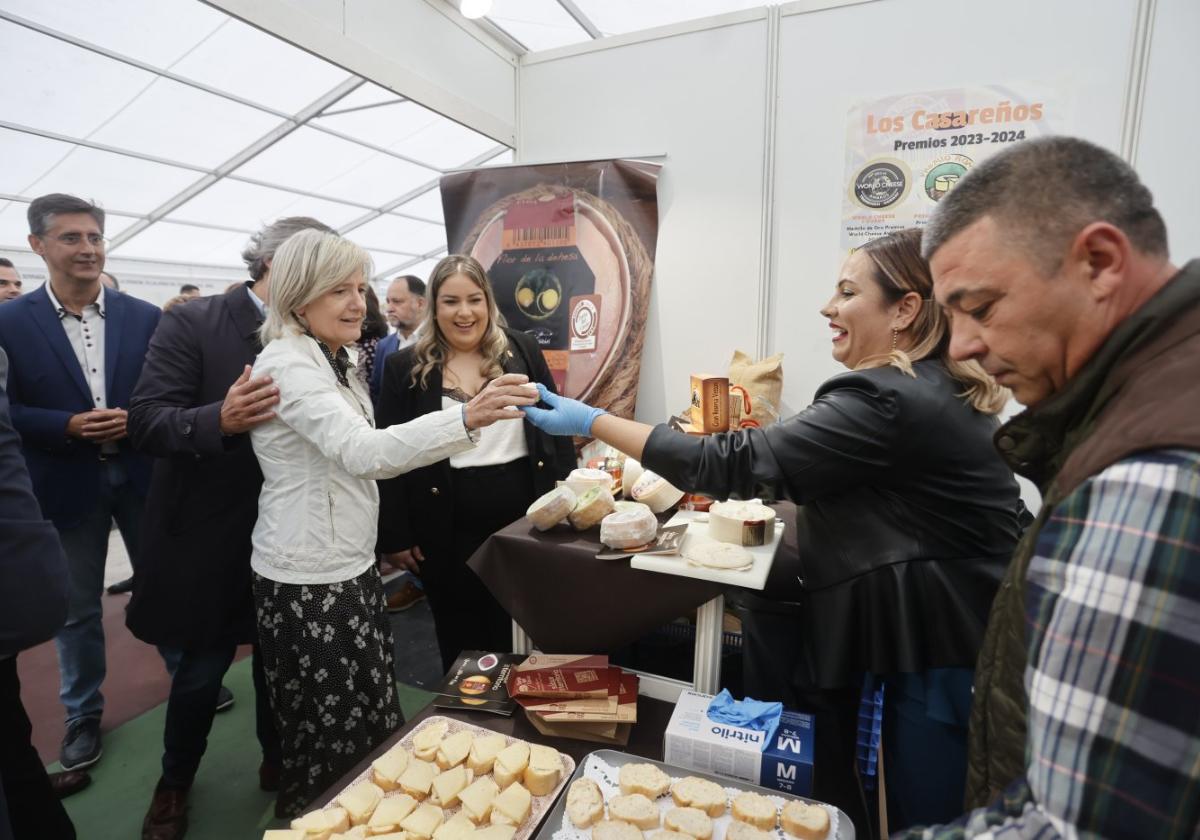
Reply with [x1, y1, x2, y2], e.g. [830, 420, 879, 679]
[376, 328, 574, 556]
[125, 283, 264, 650]
[643, 359, 1023, 687]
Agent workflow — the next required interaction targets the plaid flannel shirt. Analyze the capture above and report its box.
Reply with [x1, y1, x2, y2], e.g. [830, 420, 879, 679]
[897, 450, 1200, 840]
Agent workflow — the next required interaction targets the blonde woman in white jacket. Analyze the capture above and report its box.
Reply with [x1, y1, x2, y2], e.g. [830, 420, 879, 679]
[248, 229, 535, 816]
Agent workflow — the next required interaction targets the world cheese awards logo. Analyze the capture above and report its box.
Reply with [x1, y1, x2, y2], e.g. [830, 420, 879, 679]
[851, 159, 910, 210]
[924, 154, 973, 201]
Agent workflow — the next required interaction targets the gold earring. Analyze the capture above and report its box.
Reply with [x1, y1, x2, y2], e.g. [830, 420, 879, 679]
[892, 328, 898, 350]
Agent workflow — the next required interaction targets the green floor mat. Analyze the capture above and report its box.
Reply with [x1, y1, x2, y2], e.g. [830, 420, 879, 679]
[57, 657, 436, 838]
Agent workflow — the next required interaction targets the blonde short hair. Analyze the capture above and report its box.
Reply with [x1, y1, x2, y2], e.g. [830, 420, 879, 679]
[259, 229, 372, 345]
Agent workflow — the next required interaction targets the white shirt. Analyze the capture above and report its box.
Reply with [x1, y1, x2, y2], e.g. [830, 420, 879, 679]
[249, 333, 476, 584]
[45, 282, 116, 453]
[442, 394, 529, 468]
[396, 326, 420, 350]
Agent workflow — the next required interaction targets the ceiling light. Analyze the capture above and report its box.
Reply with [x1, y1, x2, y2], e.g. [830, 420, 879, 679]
[459, 0, 493, 19]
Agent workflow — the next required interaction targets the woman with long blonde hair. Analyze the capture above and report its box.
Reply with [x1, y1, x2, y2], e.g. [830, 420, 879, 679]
[248, 233, 534, 816]
[377, 254, 574, 671]
[521, 228, 1024, 834]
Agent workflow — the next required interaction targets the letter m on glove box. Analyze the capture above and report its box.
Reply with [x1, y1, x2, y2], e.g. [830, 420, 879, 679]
[759, 711, 815, 796]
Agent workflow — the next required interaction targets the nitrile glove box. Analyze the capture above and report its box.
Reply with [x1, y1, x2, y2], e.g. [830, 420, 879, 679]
[663, 690, 814, 795]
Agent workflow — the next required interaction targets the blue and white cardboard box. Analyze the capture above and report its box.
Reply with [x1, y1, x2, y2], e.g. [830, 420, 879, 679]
[663, 690, 814, 796]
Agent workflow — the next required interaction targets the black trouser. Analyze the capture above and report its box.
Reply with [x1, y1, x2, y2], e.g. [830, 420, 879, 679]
[0, 656, 75, 840]
[423, 460, 532, 673]
[159, 643, 280, 790]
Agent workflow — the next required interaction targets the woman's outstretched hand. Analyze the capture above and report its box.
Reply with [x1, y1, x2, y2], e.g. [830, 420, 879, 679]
[521, 383, 607, 437]
[463, 373, 539, 430]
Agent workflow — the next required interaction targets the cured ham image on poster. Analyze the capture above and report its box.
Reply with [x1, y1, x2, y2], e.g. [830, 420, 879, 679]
[440, 160, 660, 421]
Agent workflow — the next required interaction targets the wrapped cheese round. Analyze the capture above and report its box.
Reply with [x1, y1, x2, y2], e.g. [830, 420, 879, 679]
[613, 500, 650, 515]
[708, 500, 776, 547]
[526, 485, 577, 531]
[566, 467, 613, 496]
[569, 485, 616, 530]
[600, 505, 658, 550]
[683, 540, 754, 571]
[630, 470, 685, 514]
[621, 458, 644, 499]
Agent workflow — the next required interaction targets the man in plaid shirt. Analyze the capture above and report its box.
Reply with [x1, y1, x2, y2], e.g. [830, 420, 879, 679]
[897, 137, 1200, 838]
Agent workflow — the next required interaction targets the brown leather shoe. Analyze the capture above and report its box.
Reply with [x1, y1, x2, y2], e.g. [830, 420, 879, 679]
[386, 580, 426, 612]
[142, 783, 189, 840]
[259, 760, 281, 792]
[48, 770, 91, 799]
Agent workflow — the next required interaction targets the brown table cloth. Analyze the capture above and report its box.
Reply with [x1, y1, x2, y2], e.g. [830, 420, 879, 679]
[468, 502, 799, 652]
[314, 696, 676, 810]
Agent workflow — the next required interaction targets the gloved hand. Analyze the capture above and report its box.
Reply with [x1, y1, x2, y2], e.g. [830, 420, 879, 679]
[521, 383, 607, 437]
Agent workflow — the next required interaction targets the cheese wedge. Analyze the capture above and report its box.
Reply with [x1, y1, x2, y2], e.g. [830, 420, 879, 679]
[363, 833, 407, 840]
[412, 721, 449, 762]
[431, 765, 469, 808]
[433, 813, 477, 840]
[522, 744, 561, 796]
[490, 782, 532, 827]
[467, 734, 507, 775]
[367, 794, 419, 834]
[329, 828, 369, 840]
[399, 759, 438, 799]
[337, 782, 384, 827]
[492, 742, 529, 789]
[291, 806, 351, 839]
[400, 804, 445, 840]
[458, 776, 500, 823]
[436, 730, 473, 769]
[372, 745, 412, 791]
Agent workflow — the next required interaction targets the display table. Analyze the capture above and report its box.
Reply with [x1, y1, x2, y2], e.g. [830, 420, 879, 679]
[313, 696, 675, 812]
[469, 503, 799, 698]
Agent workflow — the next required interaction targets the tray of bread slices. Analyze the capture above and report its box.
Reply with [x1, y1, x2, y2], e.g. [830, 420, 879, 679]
[276, 717, 575, 840]
[532, 750, 851, 840]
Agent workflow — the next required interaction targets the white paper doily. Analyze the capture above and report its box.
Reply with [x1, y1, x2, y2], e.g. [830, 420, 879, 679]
[552, 753, 838, 840]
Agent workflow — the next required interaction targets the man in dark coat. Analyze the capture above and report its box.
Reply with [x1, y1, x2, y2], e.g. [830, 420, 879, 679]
[127, 217, 331, 840]
[0, 347, 75, 840]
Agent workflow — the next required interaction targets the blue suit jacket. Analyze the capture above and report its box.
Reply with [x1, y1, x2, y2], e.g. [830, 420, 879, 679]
[0, 284, 160, 529]
[369, 330, 402, 407]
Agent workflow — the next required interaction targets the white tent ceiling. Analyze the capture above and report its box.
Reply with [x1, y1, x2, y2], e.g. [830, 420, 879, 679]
[0, 0, 772, 284]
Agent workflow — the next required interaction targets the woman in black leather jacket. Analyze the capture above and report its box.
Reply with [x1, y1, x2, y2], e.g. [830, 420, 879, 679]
[522, 229, 1022, 835]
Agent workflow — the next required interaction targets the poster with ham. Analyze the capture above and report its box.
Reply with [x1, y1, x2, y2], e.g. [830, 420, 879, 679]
[440, 159, 660, 420]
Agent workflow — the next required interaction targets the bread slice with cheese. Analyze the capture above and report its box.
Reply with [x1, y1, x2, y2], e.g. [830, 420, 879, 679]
[412, 721, 449, 762]
[399, 759, 438, 800]
[489, 782, 532, 827]
[492, 742, 530, 789]
[329, 828, 369, 840]
[400, 804, 445, 840]
[671, 777, 727, 817]
[360, 833, 405, 840]
[436, 730, 474, 770]
[366, 794, 419, 834]
[291, 806, 351, 839]
[467, 734, 507, 775]
[565, 778, 605, 828]
[780, 801, 829, 840]
[336, 781, 384, 827]
[725, 822, 774, 840]
[609, 794, 661, 830]
[663, 808, 713, 840]
[431, 765, 471, 808]
[433, 812, 477, 840]
[458, 775, 501, 824]
[473, 825, 517, 840]
[730, 793, 776, 830]
[371, 745, 412, 791]
[593, 819, 645, 840]
[618, 763, 671, 799]
[522, 744, 562, 796]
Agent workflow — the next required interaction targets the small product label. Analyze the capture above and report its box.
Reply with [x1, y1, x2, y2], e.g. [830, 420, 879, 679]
[569, 294, 601, 352]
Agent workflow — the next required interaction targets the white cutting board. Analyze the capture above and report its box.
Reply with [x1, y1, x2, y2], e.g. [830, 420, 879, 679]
[629, 509, 782, 590]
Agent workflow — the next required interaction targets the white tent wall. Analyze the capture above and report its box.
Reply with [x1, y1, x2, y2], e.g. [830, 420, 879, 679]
[205, 0, 519, 145]
[519, 11, 772, 424]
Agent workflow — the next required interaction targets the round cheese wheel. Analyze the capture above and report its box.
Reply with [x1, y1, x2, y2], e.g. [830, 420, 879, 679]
[526, 486, 577, 531]
[566, 467, 613, 496]
[569, 485, 616, 530]
[600, 505, 658, 550]
[630, 470, 685, 514]
[614, 500, 651, 516]
[683, 540, 753, 571]
[708, 500, 776, 547]
[621, 458, 644, 498]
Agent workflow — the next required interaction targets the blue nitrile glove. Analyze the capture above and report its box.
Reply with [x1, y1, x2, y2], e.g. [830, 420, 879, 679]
[706, 688, 784, 751]
[521, 383, 607, 437]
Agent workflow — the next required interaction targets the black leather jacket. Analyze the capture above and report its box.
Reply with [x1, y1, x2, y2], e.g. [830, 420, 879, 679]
[642, 359, 1022, 687]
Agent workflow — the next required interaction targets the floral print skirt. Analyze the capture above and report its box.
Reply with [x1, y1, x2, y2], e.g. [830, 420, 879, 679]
[253, 565, 402, 817]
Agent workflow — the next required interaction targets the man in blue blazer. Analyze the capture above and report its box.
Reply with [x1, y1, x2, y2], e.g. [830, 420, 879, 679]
[0, 194, 160, 773]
